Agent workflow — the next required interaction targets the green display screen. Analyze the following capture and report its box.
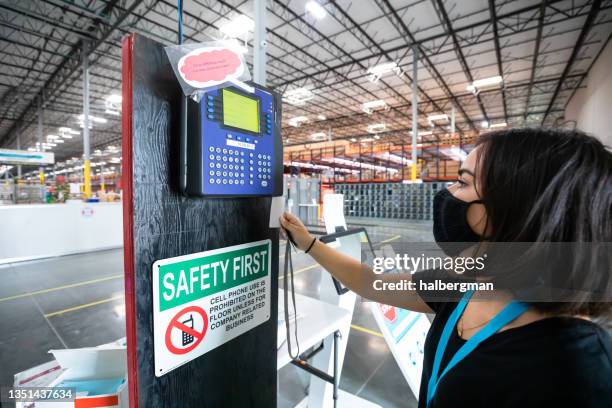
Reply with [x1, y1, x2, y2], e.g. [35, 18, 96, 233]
[222, 89, 260, 133]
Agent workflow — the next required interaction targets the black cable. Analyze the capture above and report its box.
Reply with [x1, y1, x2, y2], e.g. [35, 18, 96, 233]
[283, 238, 300, 360]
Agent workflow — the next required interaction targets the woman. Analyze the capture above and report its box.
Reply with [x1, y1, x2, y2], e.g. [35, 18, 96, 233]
[280, 128, 612, 407]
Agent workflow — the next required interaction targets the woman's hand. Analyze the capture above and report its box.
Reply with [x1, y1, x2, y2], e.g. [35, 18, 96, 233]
[279, 212, 314, 251]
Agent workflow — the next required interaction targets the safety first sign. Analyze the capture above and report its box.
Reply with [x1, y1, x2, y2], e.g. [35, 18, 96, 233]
[153, 240, 271, 376]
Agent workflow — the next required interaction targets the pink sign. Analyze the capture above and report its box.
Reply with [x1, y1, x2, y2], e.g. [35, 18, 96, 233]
[178, 47, 245, 88]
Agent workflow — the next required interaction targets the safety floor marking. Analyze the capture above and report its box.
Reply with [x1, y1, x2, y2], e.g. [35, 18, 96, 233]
[0, 274, 123, 303]
[350, 324, 385, 338]
[44, 294, 125, 318]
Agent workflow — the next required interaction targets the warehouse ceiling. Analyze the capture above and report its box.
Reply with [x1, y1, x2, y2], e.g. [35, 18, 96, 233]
[1, 0, 611, 166]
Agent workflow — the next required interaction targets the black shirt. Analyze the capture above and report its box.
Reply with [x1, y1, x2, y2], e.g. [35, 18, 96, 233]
[414, 270, 612, 407]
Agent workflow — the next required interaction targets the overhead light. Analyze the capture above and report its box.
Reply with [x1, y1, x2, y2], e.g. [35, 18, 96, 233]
[105, 109, 120, 116]
[489, 122, 507, 128]
[77, 114, 107, 126]
[362, 99, 388, 114]
[361, 137, 374, 142]
[379, 152, 413, 165]
[367, 62, 400, 83]
[481, 120, 489, 128]
[305, 1, 327, 19]
[350, 138, 357, 142]
[322, 157, 398, 174]
[367, 123, 386, 133]
[284, 87, 314, 106]
[27, 147, 36, 152]
[55, 139, 64, 144]
[58, 127, 78, 138]
[219, 15, 254, 38]
[467, 75, 503, 94]
[427, 114, 449, 124]
[106, 94, 122, 104]
[310, 132, 327, 141]
[419, 130, 433, 136]
[288, 116, 308, 127]
[47, 134, 59, 140]
[287, 161, 331, 170]
[317, 114, 326, 120]
[441, 146, 467, 161]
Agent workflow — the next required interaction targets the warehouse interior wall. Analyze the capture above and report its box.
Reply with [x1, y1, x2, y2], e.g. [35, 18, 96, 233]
[565, 39, 612, 150]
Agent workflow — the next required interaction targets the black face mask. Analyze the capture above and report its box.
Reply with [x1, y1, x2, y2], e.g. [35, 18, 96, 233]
[433, 188, 483, 256]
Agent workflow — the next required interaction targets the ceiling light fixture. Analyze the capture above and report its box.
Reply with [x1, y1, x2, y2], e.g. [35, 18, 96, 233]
[427, 114, 449, 124]
[288, 116, 308, 127]
[467, 75, 503, 95]
[441, 146, 467, 161]
[284, 87, 314, 106]
[362, 99, 388, 114]
[481, 120, 489, 128]
[219, 15, 254, 38]
[305, 1, 327, 19]
[310, 132, 327, 141]
[367, 62, 401, 83]
[367, 123, 386, 133]
[489, 122, 507, 129]
[106, 94, 122, 104]
[317, 114, 326, 120]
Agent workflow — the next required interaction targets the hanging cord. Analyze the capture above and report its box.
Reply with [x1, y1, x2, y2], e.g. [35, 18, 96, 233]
[283, 235, 300, 360]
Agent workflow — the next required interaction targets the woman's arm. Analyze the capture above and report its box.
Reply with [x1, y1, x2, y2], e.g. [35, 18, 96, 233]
[279, 212, 433, 313]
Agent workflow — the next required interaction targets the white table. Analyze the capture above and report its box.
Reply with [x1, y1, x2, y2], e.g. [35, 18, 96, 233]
[277, 291, 382, 408]
[277, 290, 351, 369]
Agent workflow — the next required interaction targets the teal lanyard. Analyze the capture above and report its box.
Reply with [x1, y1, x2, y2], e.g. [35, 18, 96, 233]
[426, 290, 528, 407]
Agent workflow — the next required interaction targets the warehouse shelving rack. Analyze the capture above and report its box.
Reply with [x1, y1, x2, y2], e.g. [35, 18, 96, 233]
[334, 182, 451, 220]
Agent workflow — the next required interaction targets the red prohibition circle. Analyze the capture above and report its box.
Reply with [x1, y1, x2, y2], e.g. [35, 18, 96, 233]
[165, 305, 208, 355]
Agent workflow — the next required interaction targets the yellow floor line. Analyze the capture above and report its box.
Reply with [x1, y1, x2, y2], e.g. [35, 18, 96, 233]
[278, 263, 319, 280]
[378, 234, 401, 244]
[351, 324, 384, 338]
[45, 295, 125, 318]
[0, 274, 124, 303]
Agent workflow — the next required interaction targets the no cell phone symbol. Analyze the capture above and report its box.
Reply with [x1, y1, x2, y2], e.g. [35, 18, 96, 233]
[165, 306, 209, 355]
[182, 314, 194, 346]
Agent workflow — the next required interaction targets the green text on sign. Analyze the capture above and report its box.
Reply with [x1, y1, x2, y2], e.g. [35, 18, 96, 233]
[158, 242, 269, 311]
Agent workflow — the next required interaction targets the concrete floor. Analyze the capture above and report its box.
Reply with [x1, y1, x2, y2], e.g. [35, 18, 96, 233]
[0, 218, 434, 408]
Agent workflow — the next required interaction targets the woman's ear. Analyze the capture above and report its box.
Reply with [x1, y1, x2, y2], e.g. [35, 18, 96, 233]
[467, 202, 489, 237]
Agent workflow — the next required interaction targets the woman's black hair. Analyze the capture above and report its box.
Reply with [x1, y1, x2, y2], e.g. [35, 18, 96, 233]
[474, 128, 612, 318]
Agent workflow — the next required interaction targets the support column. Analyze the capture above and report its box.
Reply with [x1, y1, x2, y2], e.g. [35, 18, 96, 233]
[16, 123, 22, 180]
[37, 96, 44, 185]
[100, 163, 105, 193]
[253, 0, 267, 85]
[411, 46, 419, 182]
[82, 41, 91, 199]
[451, 104, 456, 139]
